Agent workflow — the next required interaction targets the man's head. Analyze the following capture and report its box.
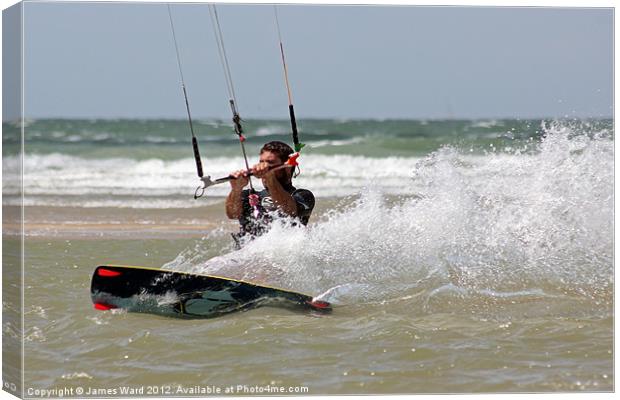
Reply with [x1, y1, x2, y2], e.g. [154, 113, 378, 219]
[260, 141, 294, 163]
[259, 141, 294, 184]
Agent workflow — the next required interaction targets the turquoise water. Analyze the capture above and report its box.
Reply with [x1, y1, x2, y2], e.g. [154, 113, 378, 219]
[5, 118, 611, 159]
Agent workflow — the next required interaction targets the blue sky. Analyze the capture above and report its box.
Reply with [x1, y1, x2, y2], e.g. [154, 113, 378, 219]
[5, 2, 614, 119]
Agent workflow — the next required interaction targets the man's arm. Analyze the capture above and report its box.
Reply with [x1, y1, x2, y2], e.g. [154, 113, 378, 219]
[226, 188, 244, 219]
[262, 174, 298, 216]
[226, 170, 248, 219]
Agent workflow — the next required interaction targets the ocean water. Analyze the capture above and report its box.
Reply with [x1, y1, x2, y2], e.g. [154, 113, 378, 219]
[2, 118, 614, 394]
[4, 118, 592, 207]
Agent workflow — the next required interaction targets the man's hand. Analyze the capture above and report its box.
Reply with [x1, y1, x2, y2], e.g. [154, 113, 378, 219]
[251, 161, 276, 179]
[229, 169, 249, 190]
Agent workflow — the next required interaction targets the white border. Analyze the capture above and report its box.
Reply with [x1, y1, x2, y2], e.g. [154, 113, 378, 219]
[0, 1, 616, 400]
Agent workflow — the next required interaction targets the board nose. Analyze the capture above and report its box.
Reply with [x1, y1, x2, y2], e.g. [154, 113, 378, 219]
[307, 299, 332, 311]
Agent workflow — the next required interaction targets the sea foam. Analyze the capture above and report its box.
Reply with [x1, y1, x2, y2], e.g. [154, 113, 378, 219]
[184, 122, 613, 311]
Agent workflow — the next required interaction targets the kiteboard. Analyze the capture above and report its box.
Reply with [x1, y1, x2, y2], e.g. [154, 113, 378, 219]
[91, 265, 331, 318]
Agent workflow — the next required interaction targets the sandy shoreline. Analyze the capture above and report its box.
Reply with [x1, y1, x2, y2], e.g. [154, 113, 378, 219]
[4, 204, 227, 239]
[3, 197, 353, 239]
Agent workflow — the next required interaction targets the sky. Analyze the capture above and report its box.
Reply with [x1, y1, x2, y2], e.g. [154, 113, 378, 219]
[3, 1, 614, 120]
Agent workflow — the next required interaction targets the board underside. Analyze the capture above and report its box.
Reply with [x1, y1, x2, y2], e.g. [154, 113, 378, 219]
[91, 265, 331, 318]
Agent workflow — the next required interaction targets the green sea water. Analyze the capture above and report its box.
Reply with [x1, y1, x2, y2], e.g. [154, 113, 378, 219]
[7, 236, 613, 394]
[6, 117, 610, 159]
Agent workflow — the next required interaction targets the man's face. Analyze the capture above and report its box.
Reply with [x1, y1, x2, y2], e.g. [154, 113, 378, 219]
[259, 150, 291, 184]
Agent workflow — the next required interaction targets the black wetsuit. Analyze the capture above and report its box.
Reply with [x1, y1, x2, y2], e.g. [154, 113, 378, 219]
[233, 183, 315, 247]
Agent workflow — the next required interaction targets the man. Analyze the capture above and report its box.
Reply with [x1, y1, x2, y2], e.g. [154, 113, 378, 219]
[226, 141, 315, 246]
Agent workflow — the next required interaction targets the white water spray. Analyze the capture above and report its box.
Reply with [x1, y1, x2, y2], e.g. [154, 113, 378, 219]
[185, 122, 612, 311]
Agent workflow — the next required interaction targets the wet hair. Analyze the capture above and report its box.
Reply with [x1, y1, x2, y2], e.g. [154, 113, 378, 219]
[260, 141, 294, 163]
